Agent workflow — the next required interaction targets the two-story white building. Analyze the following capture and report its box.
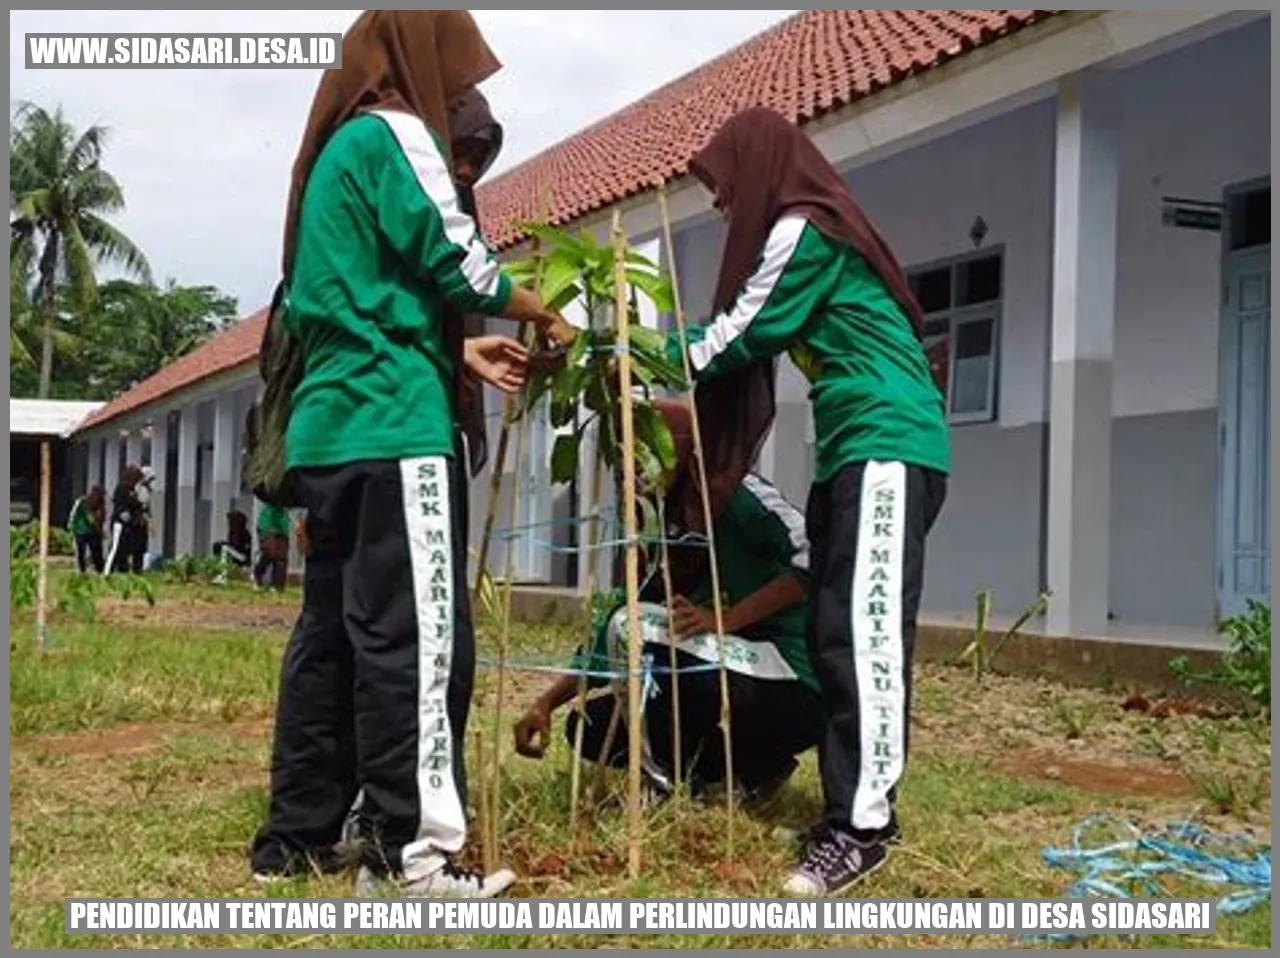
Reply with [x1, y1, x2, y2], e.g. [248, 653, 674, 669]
[71, 9, 1271, 644]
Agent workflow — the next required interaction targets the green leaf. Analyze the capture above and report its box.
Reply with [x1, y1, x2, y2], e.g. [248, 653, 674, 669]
[625, 248, 661, 270]
[540, 249, 583, 306]
[634, 402, 679, 478]
[626, 268, 675, 314]
[628, 325, 665, 355]
[550, 433, 581, 485]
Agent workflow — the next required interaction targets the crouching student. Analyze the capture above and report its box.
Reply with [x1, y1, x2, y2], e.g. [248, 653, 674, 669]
[68, 485, 106, 574]
[213, 510, 253, 585]
[254, 501, 293, 591]
[513, 399, 822, 804]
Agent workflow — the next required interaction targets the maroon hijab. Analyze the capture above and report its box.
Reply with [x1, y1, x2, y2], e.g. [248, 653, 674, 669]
[676, 107, 929, 522]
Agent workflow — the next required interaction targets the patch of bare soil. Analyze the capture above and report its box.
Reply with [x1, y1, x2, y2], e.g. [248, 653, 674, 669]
[16, 718, 270, 758]
[993, 750, 1195, 799]
[96, 597, 298, 631]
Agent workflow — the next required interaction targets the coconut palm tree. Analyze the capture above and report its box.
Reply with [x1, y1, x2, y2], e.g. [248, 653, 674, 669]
[10, 102, 151, 397]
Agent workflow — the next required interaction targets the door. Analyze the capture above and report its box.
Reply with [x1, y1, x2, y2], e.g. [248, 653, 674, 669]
[1217, 184, 1271, 620]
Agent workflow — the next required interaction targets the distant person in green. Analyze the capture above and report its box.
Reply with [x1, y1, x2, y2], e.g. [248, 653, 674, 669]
[67, 485, 106, 574]
[665, 108, 951, 897]
[254, 502, 293, 592]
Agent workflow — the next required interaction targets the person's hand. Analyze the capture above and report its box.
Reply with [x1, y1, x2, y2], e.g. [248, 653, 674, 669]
[671, 595, 716, 640]
[464, 334, 529, 394]
[540, 312, 578, 348]
[514, 703, 552, 759]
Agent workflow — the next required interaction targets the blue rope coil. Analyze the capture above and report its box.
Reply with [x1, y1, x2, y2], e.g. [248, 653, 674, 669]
[1031, 815, 1271, 942]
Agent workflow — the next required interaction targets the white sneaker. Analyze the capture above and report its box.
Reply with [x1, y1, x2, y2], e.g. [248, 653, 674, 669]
[355, 859, 516, 899]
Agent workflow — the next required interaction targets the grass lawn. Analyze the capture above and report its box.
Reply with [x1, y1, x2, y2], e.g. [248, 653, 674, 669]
[8, 576, 1273, 949]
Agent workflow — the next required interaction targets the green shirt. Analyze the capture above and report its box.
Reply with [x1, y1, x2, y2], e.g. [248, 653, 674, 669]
[68, 497, 98, 536]
[257, 502, 293, 537]
[667, 216, 950, 483]
[284, 110, 514, 470]
[573, 475, 817, 693]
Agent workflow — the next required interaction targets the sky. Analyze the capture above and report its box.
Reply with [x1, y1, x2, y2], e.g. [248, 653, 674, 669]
[10, 9, 795, 315]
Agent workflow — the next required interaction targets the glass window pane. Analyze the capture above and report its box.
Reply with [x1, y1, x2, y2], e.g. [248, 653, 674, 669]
[958, 255, 1002, 305]
[955, 317, 994, 359]
[950, 318, 994, 417]
[951, 355, 991, 415]
[911, 267, 951, 313]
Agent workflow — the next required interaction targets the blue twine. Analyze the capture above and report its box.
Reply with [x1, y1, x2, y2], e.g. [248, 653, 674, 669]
[1030, 815, 1272, 942]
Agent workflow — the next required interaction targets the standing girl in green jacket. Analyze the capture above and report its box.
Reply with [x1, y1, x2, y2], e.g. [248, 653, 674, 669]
[665, 107, 950, 897]
[249, 11, 574, 899]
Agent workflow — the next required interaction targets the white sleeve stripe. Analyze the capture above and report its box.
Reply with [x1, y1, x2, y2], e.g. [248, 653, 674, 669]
[741, 473, 810, 572]
[371, 109, 503, 299]
[689, 215, 808, 372]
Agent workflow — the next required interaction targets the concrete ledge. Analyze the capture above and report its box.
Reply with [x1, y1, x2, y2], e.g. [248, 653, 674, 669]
[507, 585, 1231, 700]
[913, 622, 1227, 699]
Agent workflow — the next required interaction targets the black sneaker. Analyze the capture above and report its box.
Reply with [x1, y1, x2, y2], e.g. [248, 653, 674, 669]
[782, 825, 891, 897]
[785, 814, 901, 850]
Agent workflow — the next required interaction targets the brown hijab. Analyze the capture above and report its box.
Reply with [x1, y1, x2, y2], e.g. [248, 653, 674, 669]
[451, 88, 506, 477]
[675, 107, 930, 524]
[281, 10, 501, 280]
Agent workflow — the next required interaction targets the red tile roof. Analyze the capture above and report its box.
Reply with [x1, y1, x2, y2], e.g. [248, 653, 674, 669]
[76, 9, 1056, 433]
[75, 308, 266, 432]
[475, 9, 1056, 248]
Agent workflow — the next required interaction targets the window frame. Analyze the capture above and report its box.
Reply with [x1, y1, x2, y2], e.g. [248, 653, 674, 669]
[907, 245, 1004, 426]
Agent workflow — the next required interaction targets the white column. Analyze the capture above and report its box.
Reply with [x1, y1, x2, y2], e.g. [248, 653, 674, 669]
[89, 437, 105, 491]
[81, 440, 94, 494]
[149, 414, 169, 557]
[125, 431, 142, 470]
[108, 437, 126, 492]
[209, 391, 237, 549]
[1046, 72, 1120, 636]
[175, 405, 200, 557]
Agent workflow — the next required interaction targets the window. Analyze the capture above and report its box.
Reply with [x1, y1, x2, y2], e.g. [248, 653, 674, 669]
[908, 250, 1002, 424]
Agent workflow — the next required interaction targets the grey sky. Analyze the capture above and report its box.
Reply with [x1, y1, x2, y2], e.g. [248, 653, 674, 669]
[10, 9, 794, 315]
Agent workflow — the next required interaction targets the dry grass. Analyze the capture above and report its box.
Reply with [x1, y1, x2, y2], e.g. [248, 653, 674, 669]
[7, 581, 1272, 949]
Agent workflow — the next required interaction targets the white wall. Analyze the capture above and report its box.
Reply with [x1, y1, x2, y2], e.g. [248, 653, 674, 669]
[1111, 21, 1271, 418]
[843, 99, 1057, 428]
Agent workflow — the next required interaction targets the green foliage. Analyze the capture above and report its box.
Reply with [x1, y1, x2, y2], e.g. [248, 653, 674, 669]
[57, 571, 157, 624]
[10, 522, 75, 558]
[163, 554, 226, 586]
[10, 101, 152, 398]
[508, 223, 688, 491]
[10, 558, 37, 610]
[1170, 601, 1271, 712]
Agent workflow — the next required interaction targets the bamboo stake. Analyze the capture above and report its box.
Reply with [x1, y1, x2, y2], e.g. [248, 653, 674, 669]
[655, 496, 683, 790]
[569, 452, 606, 833]
[611, 209, 647, 878]
[656, 183, 736, 856]
[591, 692, 623, 807]
[36, 441, 51, 649]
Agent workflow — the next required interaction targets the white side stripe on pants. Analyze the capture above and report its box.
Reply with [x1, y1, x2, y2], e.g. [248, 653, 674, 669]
[849, 460, 908, 832]
[102, 521, 125, 576]
[399, 456, 466, 876]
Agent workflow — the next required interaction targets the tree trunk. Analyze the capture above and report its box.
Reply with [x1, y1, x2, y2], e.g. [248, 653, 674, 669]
[38, 307, 55, 399]
[36, 235, 59, 399]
